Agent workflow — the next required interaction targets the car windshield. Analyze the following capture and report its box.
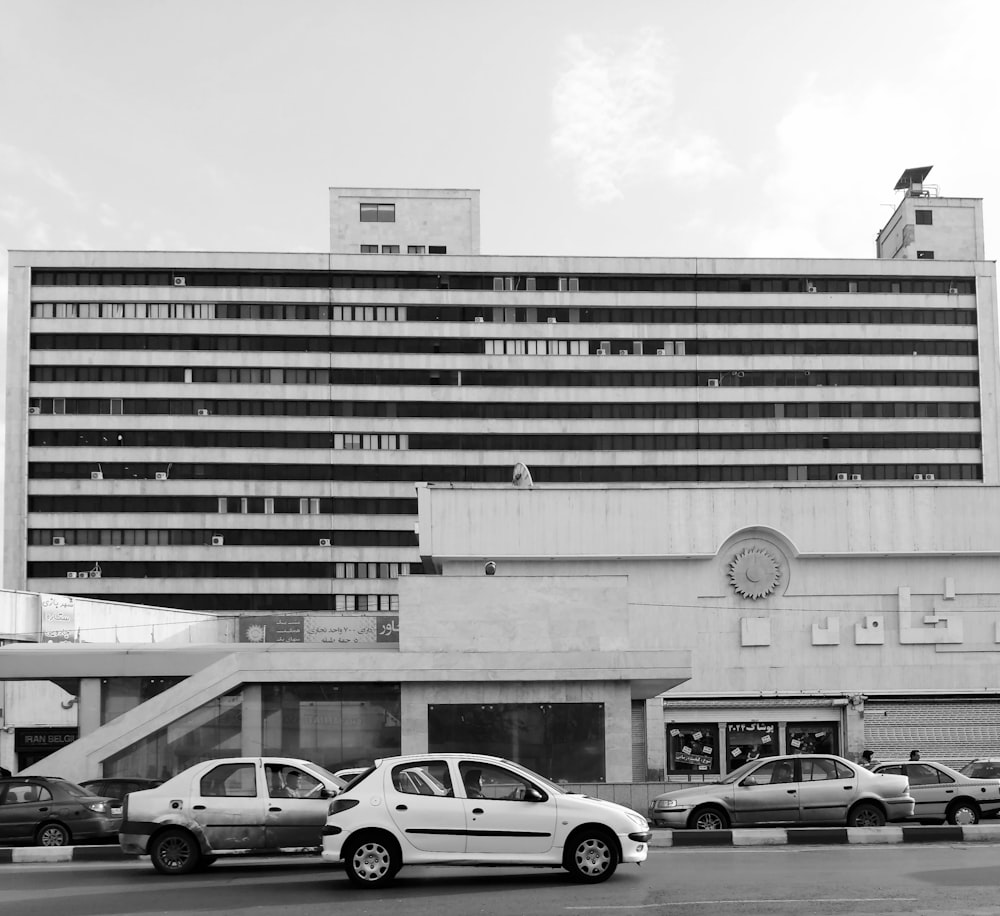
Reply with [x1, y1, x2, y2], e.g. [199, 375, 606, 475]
[305, 763, 347, 789]
[47, 778, 92, 797]
[719, 759, 769, 785]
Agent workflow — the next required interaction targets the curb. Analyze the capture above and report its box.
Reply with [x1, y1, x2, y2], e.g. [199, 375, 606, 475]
[4, 824, 1000, 863]
[649, 823, 1000, 847]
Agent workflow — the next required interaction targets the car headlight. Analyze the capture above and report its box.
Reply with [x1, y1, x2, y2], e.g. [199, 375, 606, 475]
[652, 798, 679, 810]
[626, 812, 649, 830]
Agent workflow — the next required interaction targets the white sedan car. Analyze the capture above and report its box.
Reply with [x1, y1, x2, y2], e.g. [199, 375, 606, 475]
[870, 759, 1000, 824]
[321, 753, 651, 886]
[120, 756, 346, 874]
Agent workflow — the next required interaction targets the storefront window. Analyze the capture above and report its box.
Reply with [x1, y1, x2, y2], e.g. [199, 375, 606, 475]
[666, 723, 720, 775]
[101, 677, 184, 724]
[104, 687, 245, 780]
[726, 722, 778, 769]
[261, 683, 400, 773]
[785, 722, 838, 756]
[428, 703, 605, 783]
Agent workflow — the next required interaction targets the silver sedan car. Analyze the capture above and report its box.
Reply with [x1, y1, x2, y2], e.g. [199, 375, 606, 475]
[870, 760, 1000, 824]
[649, 754, 913, 829]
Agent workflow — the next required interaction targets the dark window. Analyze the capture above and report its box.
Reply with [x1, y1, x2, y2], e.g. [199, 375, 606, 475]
[407, 246, 425, 254]
[360, 203, 395, 223]
[917, 250, 935, 259]
[667, 723, 720, 775]
[915, 210, 933, 225]
[360, 245, 378, 253]
[428, 245, 447, 254]
[381, 245, 399, 254]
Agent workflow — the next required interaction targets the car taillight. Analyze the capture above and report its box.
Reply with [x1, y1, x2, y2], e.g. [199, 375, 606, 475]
[329, 797, 359, 816]
[85, 801, 109, 814]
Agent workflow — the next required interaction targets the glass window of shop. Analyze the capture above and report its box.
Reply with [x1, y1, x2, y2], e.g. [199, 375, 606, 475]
[785, 722, 839, 756]
[260, 683, 400, 773]
[428, 703, 605, 783]
[101, 677, 185, 724]
[726, 722, 778, 768]
[104, 687, 245, 780]
[666, 723, 720, 775]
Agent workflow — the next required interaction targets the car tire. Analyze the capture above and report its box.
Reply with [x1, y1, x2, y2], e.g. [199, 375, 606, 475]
[150, 828, 202, 875]
[35, 822, 71, 847]
[689, 805, 730, 830]
[946, 800, 980, 826]
[847, 802, 886, 827]
[564, 829, 619, 883]
[344, 833, 401, 888]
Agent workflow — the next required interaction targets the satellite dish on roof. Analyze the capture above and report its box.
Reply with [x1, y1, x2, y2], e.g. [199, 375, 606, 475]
[512, 462, 533, 487]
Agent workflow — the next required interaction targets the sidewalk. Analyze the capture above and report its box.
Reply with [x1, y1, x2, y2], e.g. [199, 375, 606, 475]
[4, 824, 1000, 864]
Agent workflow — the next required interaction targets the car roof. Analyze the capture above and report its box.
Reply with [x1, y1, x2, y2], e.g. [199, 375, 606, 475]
[374, 753, 515, 767]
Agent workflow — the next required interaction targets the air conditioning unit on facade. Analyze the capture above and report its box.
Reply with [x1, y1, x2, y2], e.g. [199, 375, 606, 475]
[197, 409, 211, 416]
[707, 378, 720, 387]
[851, 474, 862, 481]
[913, 474, 925, 480]
[173, 276, 186, 287]
[473, 316, 484, 323]
[90, 570, 101, 579]
[28, 406, 40, 415]
[618, 349, 629, 356]
[155, 472, 168, 481]
[836, 473, 849, 481]
[91, 471, 103, 480]
[66, 571, 78, 579]
[807, 284, 818, 293]
[77, 571, 89, 579]
[595, 349, 607, 356]
[656, 349, 667, 355]
[924, 473, 936, 481]
[319, 538, 332, 547]
[52, 537, 66, 546]
[211, 536, 224, 546]
[949, 287, 959, 294]
[547, 317, 557, 323]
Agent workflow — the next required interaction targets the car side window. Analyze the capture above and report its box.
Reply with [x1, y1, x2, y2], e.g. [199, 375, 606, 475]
[752, 761, 795, 784]
[390, 761, 453, 797]
[907, 764, 946, 785]
[877, 764, 904, 776]
[200, 763, 257, 797]
[460, 762, 540, 801]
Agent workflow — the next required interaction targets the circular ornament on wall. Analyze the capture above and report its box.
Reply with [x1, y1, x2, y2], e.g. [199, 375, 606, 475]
[728, 546, 781, 600]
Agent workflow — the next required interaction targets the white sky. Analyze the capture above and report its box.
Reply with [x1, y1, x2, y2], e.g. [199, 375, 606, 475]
[1, 0, 997, 552]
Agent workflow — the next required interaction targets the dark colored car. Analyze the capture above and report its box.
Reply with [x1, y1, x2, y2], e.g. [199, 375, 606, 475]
[79, 777, 162, 805]
[0, 776, 121, 846]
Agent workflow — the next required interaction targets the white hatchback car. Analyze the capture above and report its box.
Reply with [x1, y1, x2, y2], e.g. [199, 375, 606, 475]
[120, 756, 346, 874]
[320, 753, 651, 886]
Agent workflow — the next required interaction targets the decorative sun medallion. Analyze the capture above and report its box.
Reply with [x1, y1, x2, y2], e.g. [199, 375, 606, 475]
[728, 547, 781, 600]
[244, 624, 267, 643]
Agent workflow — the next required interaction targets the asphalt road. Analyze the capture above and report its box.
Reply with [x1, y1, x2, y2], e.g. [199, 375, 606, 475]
[3, 843, 1000, 916]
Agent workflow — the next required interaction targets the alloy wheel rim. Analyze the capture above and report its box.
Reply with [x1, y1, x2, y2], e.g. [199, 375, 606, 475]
[354, 843, 389, 881]
[161, 837, 190, 869]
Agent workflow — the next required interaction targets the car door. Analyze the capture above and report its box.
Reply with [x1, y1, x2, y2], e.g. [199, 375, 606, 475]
[263, 762, 332, 849]
[0, 781, 43, 841]
[795, 756, 855, 824]
[385, 759, 468, 854]
[899, 763, 948, 821]
[189, 761, 267, 851]
[732, 759, 800, 824]
[459, 760, 557, 855]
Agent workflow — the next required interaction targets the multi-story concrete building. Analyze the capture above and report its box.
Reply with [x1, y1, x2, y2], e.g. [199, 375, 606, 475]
[4, 171, 995, 617]
[3, 167, 1000, 784]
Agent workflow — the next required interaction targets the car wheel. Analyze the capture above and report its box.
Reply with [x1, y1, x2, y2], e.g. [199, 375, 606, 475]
[344, 834, 400, 888]
[689, 805, 730, 830]
[847, 802, 886, 827]
[564, 829, 618, 883]
[35, 822, 70, 847]
[946, 800, 980, 826]
[150, 828, 202, 875]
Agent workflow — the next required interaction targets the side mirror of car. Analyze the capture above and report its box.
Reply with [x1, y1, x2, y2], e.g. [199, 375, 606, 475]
[741, 776, 758, 787]
[524, 787, 544, 802]
[319, 787, 334, 799]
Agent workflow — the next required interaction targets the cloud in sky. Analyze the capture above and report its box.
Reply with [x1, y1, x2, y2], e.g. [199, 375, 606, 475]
[550, 28, 736, 205]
